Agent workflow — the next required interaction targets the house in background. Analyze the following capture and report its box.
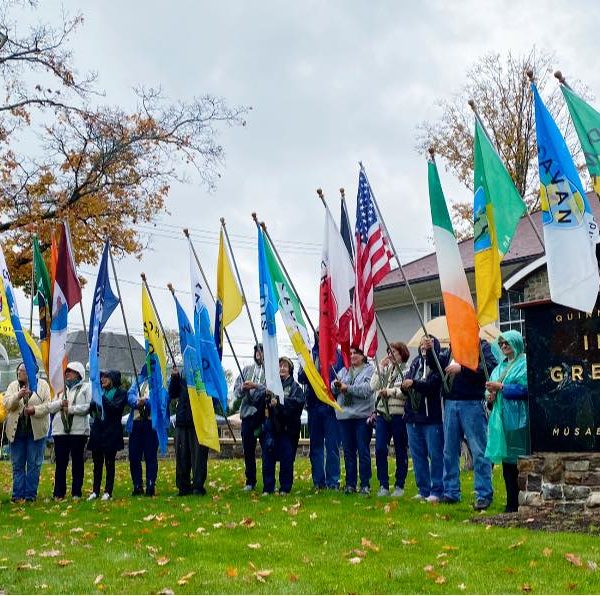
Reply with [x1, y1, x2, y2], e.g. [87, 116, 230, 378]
[374, 208, 551, 354]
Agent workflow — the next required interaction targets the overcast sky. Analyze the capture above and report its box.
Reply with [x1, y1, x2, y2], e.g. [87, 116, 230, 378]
[12, 0, 600, 371]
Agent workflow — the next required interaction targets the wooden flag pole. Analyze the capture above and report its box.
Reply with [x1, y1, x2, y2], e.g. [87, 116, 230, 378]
[167, 282, 236, 443]
[358, 161, 448, 391]
[104, 230, 141, 399]
[252, 212, 317, 335]
[468, 98, 545, 252]
[182, 229, 245, 382]
[140, 272, 176, 367]
[220, 217, 259, 346]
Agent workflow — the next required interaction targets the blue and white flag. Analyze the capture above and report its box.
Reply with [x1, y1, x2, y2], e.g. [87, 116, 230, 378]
[88, 240, 119, 410]
[532, 83, 600, 312]
[189, 246, 229, 414]
[257, 227, 284, 399]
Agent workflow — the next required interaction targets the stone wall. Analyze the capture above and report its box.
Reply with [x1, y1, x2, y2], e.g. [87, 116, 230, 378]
[523, 268, 550, 303]
[518, 453, 600, 514]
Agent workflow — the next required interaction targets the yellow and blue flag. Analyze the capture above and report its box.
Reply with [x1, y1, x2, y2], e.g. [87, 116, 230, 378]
[142, 284, 170, 454]
[532, 83, 600, 312]
[173, 293, 220, 452]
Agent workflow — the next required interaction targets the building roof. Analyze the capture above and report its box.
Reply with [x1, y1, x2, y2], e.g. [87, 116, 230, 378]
[66, 330, 146, 375]
[376, 192, 600, 290]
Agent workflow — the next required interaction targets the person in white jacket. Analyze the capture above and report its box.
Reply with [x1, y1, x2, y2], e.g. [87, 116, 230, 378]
[43, 361, 92, 500]
[3, 363, 51, 502]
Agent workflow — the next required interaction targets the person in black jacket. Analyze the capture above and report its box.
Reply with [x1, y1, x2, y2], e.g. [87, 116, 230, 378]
[260, 357, 305, 495]
[401, 336, 444, 502]
[439, 339, 497, 510]
[87, 370, 127, 501]
[169, 365, 208, 496]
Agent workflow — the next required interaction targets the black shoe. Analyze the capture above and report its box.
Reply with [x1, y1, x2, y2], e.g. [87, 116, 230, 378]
[132, 486, 144, 496]
[192, 488, 206, 496]
[439, 495, 459, 504]
[145, 487, 155, 497]
[474, 498, 492, 511]
[178, 489, 192, 497]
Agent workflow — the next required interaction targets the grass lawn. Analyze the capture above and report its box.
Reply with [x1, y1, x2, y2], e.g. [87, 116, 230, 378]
[0, 457, 599, 594]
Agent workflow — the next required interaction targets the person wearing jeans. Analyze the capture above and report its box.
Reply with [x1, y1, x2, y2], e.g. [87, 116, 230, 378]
[300, 331, 343, 490]
[332, 346, 375, 495]
[402, 336, 444, 502]
[3, 363, 51, 502]
[370, 342, 411, 497]
[87, 370, 127, 501]
[44, 361, 92, 500]
[440, 340, 497, 510]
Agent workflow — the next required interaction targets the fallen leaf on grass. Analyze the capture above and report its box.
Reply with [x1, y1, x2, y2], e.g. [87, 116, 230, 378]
[196, 527, 206, 533]
[565, 553, 583, 567]
[178, 571, 196, 585]
[240, 517, 255, 528]
[423, 565, 434, 573]
[17, 563, 41, 571]
[26, 549, 36, 556]
[94, 575, 104, 585]
[588, 560, 598, 571]
[521, 583, 532, 593]
[542, 548, 553, 557]
[309, 512, 317, 520]
[361, 537, 380, 552]
[225, 567, 238, 578]
[156, 557, 170, 566]
[348, 557, 362, 565]
[428, 532, 440, 538]
[458, 583, 466, 591]
[247, 543, 261, 550]
[566, 582, 578, 591]
[57, 560, 73, 567]
[143, 514, 155, 522]
[383, 502, 398, 514]
[435, 575, 447, 584]
[39, 550, 61, 558]
[122, 569, 147, 577]
[288, 573, 299, 582]
[401, 539, 417, 545]
[254, 569, 272, 582]
[441, 545, 458, 551]
[213, 522, 223, 529]
[225, 522, 237, 529]
[158, 589, 174, 595]
[70, 527, 84, 533]
[509, 539, 525, 550]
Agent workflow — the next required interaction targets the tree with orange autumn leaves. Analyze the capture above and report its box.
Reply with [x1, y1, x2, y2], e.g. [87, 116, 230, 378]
[0, 1, 249, 288]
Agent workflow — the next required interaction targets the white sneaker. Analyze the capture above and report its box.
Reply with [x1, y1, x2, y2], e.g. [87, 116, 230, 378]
[242, 484, 255, 492]
[426, 495, 440, 503]
[391, 487, 405, 498]
[377, 487, 390, 497]
[87, 492, 98, 501]
[412, 493, 426, 501]
[101, 492, 111, 501]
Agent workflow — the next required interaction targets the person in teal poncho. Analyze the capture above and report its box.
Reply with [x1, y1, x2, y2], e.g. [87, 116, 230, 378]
[485, 330, 530, 513]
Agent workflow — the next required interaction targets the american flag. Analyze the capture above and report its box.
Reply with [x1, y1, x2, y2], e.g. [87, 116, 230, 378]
[352, 170, 393, 357]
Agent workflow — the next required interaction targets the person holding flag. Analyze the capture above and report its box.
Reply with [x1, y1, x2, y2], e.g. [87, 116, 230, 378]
[257, 356, 305, 495]
[3, 362, 51, 502]
[233, 343, 266, 492]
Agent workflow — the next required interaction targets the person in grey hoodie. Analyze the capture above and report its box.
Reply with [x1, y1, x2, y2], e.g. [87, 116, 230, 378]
[331, 345, 375, 495]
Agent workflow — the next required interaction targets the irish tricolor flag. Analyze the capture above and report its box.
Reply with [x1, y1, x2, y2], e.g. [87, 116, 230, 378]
[428, 158, 480, 371]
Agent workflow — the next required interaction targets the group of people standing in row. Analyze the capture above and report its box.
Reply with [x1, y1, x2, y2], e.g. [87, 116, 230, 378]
[2, 360, 210, 503]
[235, 330, 529, 513]
[2, 328, 528, 513]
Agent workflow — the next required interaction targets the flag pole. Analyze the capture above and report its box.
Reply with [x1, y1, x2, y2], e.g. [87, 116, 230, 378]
[62, 220, 88, 339]
[316, 188, 398, 381]
[29, 247, 34, 334]
[252, 213, 317, 335]
[167, 282, 236, 443]
[104, 231, 141, 399]
[220, 217, 259, 346]
[140, 272, 176, 367]
[358, 161, 448, 390]
[339, 188, 356, 260]
[182, 229, 246, 382]
[468, 98, 545, 252]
